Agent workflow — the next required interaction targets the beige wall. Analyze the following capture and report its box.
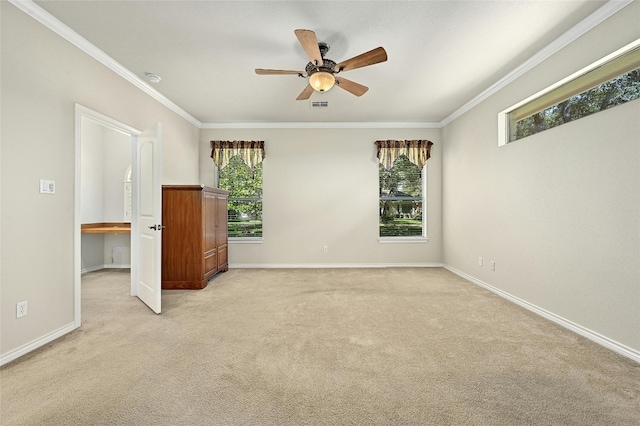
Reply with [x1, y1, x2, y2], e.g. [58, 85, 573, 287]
[80, 118, 107, 222]
[1, 3, 200, 358]
[442, 3, 640, 352]
[200, 127, 442, 266]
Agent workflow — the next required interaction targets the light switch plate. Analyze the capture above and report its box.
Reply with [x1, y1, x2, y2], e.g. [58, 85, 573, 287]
[40, 179, 55, 194]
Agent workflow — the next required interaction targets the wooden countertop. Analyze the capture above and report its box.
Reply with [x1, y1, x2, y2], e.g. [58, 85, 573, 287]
[81, 222, 131, 234]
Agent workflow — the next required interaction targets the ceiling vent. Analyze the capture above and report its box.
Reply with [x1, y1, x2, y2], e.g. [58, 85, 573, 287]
[310, 100, 329, 109]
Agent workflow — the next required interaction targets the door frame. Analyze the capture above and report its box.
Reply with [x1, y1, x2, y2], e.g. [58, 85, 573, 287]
[74, 104, 142, 327]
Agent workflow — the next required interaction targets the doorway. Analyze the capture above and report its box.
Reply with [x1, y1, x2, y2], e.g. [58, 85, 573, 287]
[74, 105, 163, 326]
[79, 117, 132, 274]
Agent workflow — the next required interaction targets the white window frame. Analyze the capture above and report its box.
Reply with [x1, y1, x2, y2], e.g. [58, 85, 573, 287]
[378, 164, 428, 244]
[498, 38, 640, 146]
[215, 163, 264, 244]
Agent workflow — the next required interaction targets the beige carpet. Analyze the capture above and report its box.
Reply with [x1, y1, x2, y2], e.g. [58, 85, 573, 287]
[1, 268, 639, 425]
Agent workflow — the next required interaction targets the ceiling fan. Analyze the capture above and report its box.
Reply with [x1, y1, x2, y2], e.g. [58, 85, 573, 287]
[255, 29, 388, 100]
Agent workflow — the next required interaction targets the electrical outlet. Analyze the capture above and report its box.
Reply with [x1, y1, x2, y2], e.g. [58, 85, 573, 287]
[490, 261, 496, 271]
[323, 246, 328, 253]
[39, 179, 55, 194]
[17, 301, 28, 318]
[478, 257, 483, 266]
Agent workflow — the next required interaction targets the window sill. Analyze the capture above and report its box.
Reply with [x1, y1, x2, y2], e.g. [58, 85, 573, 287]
[229, 237, 263, 244]
[379, 237, 428, 244]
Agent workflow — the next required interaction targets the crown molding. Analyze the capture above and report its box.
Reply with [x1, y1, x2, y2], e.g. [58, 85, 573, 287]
[11, 0, 632, 131]
[200, 121, 442, 129]
[440, 0, 634, 127]
[8, 0, 202, 128]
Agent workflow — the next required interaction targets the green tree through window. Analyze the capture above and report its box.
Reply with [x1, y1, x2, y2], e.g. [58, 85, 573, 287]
[515, 69, 640, 140]
[379, 155, 423, 237]
[218, 155, 263, 238]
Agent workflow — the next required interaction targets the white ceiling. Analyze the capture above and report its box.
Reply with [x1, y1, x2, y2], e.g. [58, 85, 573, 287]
[32, 0, 610, 125]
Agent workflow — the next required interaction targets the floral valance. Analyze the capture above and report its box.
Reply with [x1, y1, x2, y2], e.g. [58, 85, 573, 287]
[375, 140, 433, 170]
[210, 141, 265, 170]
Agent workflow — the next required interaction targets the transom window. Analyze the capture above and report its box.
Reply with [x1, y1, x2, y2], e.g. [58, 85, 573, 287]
[500, 39, 640, 145]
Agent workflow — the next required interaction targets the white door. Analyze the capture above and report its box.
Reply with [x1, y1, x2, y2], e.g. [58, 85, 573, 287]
[132, 123, 162, 313]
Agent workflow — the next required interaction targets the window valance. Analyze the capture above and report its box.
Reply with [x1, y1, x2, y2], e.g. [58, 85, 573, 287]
[210, 141, 265, 170]
[375, 140, 433, 170]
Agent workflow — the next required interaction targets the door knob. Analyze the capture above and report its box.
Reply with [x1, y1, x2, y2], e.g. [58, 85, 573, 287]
[148, 224, 166, 231]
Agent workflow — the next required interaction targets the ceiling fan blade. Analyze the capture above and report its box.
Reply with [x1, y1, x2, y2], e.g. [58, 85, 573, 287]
[335, 77, 369, 97]
[255, 69, 304, 75]
[296, 84, 314, 100]
[294, 29, 323, 65]
[335, 47, 388, 72]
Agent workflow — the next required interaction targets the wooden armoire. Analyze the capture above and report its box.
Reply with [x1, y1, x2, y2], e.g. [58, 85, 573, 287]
[161, 185, 228, 289]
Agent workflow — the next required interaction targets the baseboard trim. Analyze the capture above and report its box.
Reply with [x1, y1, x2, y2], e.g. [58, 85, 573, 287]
[0, 322, 78, 367]
[81, 264, 131, 274]
[230, 263, 443, 269]
[443, 264, 640, 364]
[81, 265, 103, 274]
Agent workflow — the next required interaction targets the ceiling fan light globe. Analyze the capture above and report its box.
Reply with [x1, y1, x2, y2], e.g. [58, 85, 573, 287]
[309, 71, 335, 92]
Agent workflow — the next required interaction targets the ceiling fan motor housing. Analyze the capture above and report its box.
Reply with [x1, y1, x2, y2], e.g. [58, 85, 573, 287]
[305, 58, 337, 76]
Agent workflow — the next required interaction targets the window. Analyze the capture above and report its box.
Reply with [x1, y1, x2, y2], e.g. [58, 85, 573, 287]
[375, 140, 432, 240]
[211, 141, 265, 240]
[379, 155, 424, 238]
[218, 156, 263, 238]
[499, 39, 640, 145]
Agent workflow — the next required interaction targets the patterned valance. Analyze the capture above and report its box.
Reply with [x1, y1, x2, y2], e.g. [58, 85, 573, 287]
[210, 141, 265, 170]
[375, 140, 433, 170]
